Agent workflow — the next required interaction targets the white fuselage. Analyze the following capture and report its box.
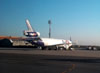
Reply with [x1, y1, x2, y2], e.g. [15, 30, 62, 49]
[41, 38, 72, 49]
[41, 38, 65, 46]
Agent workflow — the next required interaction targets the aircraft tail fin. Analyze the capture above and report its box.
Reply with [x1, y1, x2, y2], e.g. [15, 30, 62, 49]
[24, 19, 40, 37]
[26, 19, 34, 32]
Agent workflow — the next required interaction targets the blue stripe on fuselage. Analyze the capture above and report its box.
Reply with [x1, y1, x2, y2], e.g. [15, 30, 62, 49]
[29, 40, 44, 46]
[26, 32, 38, 37]
[25, 38, 44, 46]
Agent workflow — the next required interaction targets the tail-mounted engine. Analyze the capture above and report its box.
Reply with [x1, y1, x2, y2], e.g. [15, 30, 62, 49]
[24, 31, 40, 37]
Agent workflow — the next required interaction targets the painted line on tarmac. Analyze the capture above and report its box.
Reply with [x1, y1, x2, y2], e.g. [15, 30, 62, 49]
[61, 64, 76, 73]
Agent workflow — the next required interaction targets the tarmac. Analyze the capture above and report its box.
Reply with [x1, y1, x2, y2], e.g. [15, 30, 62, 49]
[0, 48, 100, 58]
[0, 47, 100, 73]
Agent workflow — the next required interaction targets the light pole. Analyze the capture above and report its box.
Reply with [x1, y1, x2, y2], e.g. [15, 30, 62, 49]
[48, 20, 51, 38]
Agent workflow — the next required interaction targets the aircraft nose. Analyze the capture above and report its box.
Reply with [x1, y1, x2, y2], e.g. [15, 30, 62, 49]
[66, 40, 72, 45]
[66, 40, 70, 44]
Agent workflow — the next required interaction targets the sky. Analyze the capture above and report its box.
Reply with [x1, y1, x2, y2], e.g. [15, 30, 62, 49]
[0, 0, 100, 45]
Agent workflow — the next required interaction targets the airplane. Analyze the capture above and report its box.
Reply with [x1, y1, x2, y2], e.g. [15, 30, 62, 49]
[23, 19, 72, 50]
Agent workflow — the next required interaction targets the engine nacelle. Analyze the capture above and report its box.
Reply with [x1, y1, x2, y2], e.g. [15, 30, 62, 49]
[36, 32, 40, 36]
[24, 30, 40, 37]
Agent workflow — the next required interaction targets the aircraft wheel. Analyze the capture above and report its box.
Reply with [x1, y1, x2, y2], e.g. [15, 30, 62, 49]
[93, 47, 97, 50]
[38, 46, 42, 50]
[58, 47, 64, 50]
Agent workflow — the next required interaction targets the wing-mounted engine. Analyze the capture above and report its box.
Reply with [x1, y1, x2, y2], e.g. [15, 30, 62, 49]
[62, 40, 72, 50]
